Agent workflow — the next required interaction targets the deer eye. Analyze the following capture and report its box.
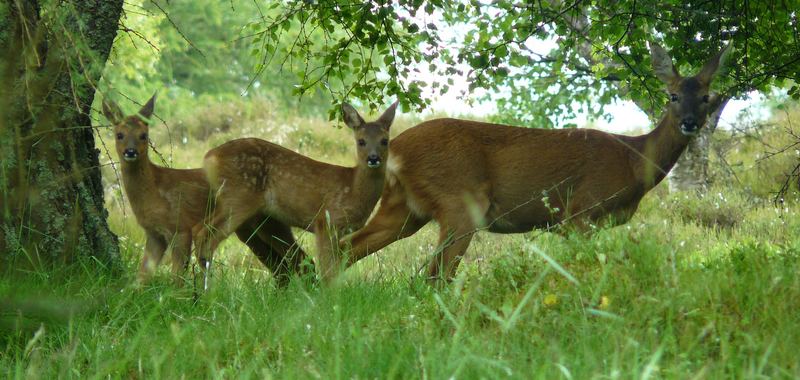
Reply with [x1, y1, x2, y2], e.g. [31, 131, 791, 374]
[357, 139, 366, 147]
[116, 133, 124, 140]
[139, 133, 148, 141]
[702, 95, 710, 103]
[380, 138, 388, 146]
[670, 94, 679, 102]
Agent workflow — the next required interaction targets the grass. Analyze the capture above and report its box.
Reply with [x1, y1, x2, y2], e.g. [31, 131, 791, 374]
[2, 102, 800, 378]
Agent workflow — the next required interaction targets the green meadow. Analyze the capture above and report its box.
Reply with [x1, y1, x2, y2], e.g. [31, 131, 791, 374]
[2, 100, 800, 379]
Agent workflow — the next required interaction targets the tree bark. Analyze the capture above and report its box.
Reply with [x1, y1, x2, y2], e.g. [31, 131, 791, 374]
[668, 99, 729, 192]
[0, 1, 123, 267]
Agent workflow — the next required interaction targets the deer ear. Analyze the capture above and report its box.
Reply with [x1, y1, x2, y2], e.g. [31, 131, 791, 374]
[138, 93, 157, 121]
[650, 43, 680, 85]
[697, 44, 731, 85]
[376, 100, 398, 131]
[341, 102, 365, 130]
[102, 98, 123, 123]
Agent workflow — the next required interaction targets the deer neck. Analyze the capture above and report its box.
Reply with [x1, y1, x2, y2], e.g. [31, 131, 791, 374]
[350, 165, 386, 216]
[120, 154, 157, 202]
[635, 108, 692, 189]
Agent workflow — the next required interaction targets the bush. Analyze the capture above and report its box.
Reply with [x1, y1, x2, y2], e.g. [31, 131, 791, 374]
[710, 102, 800, 202]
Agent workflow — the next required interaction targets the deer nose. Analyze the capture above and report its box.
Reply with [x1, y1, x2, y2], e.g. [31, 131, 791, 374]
[680, 117, 699, 135]
[123, 148, 139, 161]
[366, 154, 381, 168]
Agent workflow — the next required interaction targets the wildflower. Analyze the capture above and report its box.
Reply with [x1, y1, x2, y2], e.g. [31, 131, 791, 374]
[544, 293, 559, 307]
[599, 296, 611, 310]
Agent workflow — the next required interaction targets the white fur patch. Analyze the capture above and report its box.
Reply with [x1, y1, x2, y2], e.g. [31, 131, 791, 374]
[385, 152, 428, 218]
[204, 155, 221, 185]
[385, 153, 403, 187]
[386, 152, 402, 175]
[405, 193, 428, 218]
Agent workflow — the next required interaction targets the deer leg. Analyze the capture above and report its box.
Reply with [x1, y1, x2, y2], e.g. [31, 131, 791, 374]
[426, 194, 489, 283]
[195, 201, 259, 289]
[313, 216, 341, 283]
[194, 211, 224, 269]
[235, 218, 282, 280]
[138, 230, 167, 284]
[235, 216, 308, 287]
[169, 230, 192, 285]
[427, 223, 476, 284]
[258, 219, 312, 284]
[341, 190, 429, 266]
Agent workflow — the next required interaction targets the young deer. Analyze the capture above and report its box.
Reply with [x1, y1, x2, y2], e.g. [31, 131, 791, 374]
[104, 95, 308, 285]
[195, 101, 398, 282]
[341, 43, 731, 282]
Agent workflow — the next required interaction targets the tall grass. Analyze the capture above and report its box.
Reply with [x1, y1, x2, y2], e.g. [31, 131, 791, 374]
[2, 100, 799, 378]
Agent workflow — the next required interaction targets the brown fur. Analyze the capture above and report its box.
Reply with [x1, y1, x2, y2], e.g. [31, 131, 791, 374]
[104, 95, 308, 285]
[342, 43, 731, 282]
[195, 102, 398, 282]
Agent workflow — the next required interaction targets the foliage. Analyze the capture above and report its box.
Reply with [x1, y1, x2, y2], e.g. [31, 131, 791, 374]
[244, 1, 448, 120]
[252, 1, 800, 127]
[709, 102, 800, 201]
[100, 0, 333, 121]
[448, 0, 799, 125]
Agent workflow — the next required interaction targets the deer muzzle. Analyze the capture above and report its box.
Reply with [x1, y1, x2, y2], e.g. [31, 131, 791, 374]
[123, 148, 139, 162]
[680, 117, 700, 136]
[366, 154, 382, 168]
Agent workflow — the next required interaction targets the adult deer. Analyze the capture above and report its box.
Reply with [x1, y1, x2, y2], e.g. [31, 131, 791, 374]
[104, 95, 308, 285]
[195, 101, 398, 282]
[341, 43, 731, 282]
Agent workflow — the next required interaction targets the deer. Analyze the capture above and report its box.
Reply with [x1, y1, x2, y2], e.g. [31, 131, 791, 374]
[103, 94, 309, 285]
[194, 101, 398, 283]
[340, 42, 731, 283]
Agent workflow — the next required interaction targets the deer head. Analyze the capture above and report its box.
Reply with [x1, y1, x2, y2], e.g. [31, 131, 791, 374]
[342, 101, 398, 169]
[650, 43, 731, 136]
[103, 94, 157, 163]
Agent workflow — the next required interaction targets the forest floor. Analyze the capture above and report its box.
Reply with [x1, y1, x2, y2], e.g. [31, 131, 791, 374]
[2, 102, 800, 378]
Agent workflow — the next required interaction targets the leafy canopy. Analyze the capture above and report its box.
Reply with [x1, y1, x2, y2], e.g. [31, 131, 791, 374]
[250, 0, 800, 126]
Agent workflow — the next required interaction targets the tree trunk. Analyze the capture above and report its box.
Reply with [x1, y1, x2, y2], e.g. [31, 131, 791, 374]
[669, 99, 729, 192]
[0, 1, 123, 267]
